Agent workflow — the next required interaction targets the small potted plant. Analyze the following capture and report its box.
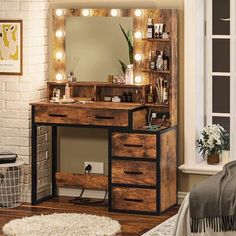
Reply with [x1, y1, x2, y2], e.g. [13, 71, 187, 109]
[197, 124, 226, 165]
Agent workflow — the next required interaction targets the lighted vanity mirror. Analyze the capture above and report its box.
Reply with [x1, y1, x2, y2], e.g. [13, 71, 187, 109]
[66, 17, 133, 82]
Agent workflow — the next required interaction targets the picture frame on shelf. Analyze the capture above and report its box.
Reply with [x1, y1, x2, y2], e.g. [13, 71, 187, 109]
[0, 20, 23, 75]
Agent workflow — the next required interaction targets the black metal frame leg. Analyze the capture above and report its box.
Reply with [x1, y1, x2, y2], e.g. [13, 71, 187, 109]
[52, 126, 58, 197]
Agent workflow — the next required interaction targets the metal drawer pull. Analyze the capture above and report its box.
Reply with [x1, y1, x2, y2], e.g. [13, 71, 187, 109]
[49, 114, 67, 117]
[124, 171, 143, 175]
[124, 198, 143, 203]
[95, 116, 115, 120]
[124, 144, 143, 148]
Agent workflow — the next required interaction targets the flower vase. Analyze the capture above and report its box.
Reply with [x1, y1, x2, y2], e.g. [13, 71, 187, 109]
[207, 153, 220, 165]
[221, 150, 230, 165]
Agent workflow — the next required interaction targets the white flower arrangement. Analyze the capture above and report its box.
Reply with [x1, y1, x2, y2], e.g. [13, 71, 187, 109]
[197, 124, 226, 156]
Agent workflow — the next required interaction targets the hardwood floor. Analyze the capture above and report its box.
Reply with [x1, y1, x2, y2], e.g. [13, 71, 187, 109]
[0, 197, 179, 236]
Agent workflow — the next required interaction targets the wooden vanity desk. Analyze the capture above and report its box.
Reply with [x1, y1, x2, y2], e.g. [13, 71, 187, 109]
[31, 7, 178, 215]
[31, 98, 177, 215]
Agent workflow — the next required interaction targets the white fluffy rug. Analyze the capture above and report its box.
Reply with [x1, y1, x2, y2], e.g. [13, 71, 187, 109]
[2, 213, 121, 236]
[141, 215, 177, 236]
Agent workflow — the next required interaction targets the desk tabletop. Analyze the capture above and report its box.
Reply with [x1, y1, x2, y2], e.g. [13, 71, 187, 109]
[31, 101, 145, 111]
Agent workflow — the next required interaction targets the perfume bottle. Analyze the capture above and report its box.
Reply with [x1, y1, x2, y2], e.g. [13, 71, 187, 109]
[65, 83, 71, 99]
[133, 90, 142, 103]
[156, 51, 164, 71]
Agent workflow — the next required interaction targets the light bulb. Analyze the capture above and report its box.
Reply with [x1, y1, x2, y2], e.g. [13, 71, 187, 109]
[134, 75, 143, 84]
[134, 31, 142, 39]
[134, 53, 142, 62]
[111, 9, 119, 17]
[55, 51, 63, 60]
[55, 30, 64, 38]
[56, 73, 63, 81]
[135, 9, 143, 17]
[55, 9, 64, 17]
[82, 9, 90, 16]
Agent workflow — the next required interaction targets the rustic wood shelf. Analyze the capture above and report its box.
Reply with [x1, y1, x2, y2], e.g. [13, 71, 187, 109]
[145, 103, 169, 108]
[142, 69, 170, 74]
[142, 38, 171, 42]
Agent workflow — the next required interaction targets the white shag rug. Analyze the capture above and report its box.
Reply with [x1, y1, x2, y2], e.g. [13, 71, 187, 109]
[141, 214, 177, 236]
[2, 213, 121, 236]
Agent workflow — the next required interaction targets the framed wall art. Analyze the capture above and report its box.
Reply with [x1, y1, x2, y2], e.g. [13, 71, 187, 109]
[0, 20, 23, 75]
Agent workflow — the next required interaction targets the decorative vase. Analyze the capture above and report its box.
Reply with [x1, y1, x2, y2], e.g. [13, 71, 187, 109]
[207, 153, 220, 165]
[221, 150, 230, 165]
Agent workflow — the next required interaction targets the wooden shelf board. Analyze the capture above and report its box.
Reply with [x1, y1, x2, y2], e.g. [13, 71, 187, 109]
[145, 103, 169, 108]
[142, 69, 170, 74]
[142, 38, 171, 42]
[47, 81, 150, 88]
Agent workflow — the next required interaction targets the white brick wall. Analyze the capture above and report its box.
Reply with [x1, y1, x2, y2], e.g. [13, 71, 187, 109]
[0, 0, 49, 202]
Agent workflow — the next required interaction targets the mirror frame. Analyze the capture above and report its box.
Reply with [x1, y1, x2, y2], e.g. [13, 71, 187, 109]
[52, 8, 176, 85]
[52, 8, 156, 83]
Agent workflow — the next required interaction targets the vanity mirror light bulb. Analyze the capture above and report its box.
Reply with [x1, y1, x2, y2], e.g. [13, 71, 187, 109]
[134, 31, 142, 39]
[134, 53, 142, 62]
[56, 73, 64, 81]
[55, 9, 64, 17]
[134, 75, 143, 84]
[135, 9, 143, 17]
[111, 9, 119, 17]
[55, 30, 64, 38]
[55, 52, 64, 60]
[82, 9, 90, 16]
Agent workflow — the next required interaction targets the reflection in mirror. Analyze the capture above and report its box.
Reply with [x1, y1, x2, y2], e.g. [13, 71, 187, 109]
[66, 17, 133, 82]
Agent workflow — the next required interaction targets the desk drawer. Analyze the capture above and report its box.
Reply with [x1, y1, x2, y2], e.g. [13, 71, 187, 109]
[34, 106, 128, 127]
[112, 160, 156, 186]
[112, 187, 156, 212]
[112, 133, 156, 159]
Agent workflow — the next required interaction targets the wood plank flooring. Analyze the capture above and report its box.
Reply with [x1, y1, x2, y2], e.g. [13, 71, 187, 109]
[0, 197, 179, 236]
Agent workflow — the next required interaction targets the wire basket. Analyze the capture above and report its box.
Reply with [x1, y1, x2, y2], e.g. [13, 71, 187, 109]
[0, 160, 24, 208]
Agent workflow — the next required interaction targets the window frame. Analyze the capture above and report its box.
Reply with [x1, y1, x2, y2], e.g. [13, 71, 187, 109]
[179, 0, 234, 175]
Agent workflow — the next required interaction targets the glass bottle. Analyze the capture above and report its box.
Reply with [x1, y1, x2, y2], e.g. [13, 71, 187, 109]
[148, 86, 154, 103]
[163, 49, 169, 71]
[125, 64, 133, 84]
[156, 51, 164, 71]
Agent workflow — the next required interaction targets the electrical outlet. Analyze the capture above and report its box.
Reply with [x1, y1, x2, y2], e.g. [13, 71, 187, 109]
[84, 161, 104, 174]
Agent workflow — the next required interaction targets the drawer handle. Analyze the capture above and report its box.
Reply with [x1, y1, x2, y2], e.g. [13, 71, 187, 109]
[95, 116, 115, 120]
[124, 198, 143, 203]
[124, 171, 143, 175]
[124, 144, 143, 148]
[49, 114, 67, 118]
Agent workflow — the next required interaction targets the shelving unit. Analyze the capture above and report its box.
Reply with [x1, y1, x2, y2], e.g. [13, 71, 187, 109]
[47, 81, 150, 103]
[134, 9, 177, 126]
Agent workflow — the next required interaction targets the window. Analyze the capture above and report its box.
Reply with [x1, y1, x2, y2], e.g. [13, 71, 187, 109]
[206, 0, 236, 162]
[205, 0, 231, 134]
[180, 0, 236, 175]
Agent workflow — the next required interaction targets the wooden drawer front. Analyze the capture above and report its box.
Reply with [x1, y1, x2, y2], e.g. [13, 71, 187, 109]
[35, 106, 68, 124]
[112, 187, 156, 212]
[112, 160, 156, 186]
[35, 106, 128, 127]
[112, 133, 156, 159]
[79, 109, 128, 127]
